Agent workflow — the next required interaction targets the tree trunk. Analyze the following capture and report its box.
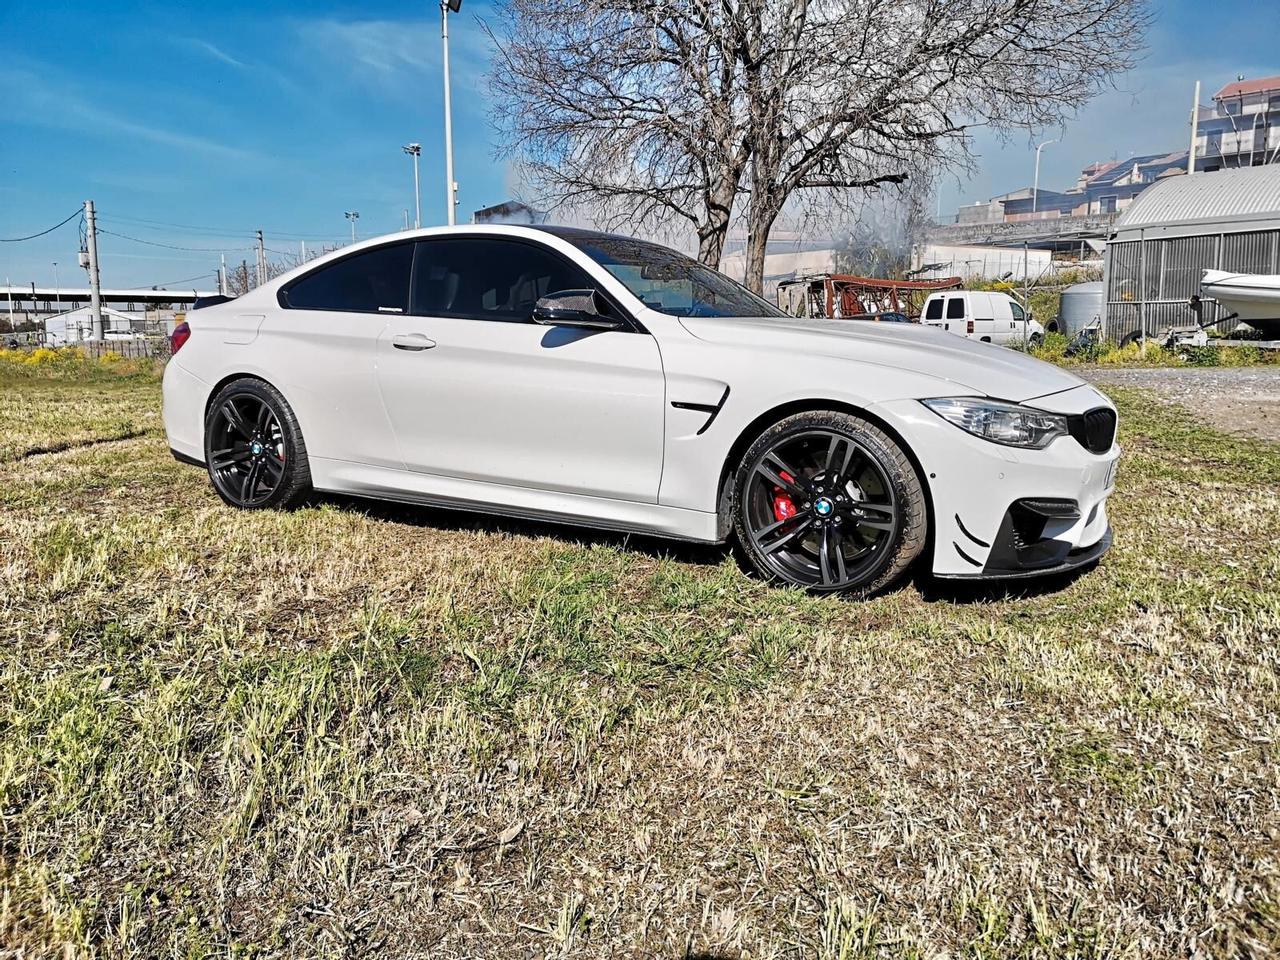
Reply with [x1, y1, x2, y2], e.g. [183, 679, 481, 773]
[696, 170, 743, 269]
[744, 199, 781, 295]
[696, 208, 730, 268]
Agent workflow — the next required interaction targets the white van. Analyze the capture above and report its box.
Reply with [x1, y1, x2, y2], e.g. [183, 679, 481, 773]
[920, 291, 1044, 347]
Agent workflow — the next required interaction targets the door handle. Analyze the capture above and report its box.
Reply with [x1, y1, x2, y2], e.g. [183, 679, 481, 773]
[392, 333, 436, 351]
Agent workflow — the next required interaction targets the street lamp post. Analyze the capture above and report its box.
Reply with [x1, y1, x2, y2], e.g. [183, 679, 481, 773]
[1033, 139, 1058, 214]
[403, 142, 422, 228]
[345, 211, 360, 243]
[441, 0, 461, 225]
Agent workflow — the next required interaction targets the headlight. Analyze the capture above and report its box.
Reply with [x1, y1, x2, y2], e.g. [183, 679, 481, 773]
[921, 397, 1068, 449]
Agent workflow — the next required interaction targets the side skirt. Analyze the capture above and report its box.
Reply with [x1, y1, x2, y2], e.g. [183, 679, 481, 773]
[308, 458, 724, 544]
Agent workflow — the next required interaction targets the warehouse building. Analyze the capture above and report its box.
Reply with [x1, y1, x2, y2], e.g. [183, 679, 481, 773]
[1103, 164, 1280, 340]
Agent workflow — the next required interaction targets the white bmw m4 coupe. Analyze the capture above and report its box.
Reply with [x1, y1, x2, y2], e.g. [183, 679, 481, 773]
[163, 225, 1119, 595]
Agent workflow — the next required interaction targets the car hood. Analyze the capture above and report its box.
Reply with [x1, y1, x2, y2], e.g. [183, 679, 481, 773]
[678, 315, 1083, 403]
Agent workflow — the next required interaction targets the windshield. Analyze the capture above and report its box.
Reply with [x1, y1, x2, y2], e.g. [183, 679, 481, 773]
[563, 234, 786, 318]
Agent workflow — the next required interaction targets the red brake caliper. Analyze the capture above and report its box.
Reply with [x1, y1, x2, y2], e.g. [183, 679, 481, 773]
[772, 471, 798, 523]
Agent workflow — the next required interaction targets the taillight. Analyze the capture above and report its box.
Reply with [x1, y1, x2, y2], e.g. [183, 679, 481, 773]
[967, 320, 975, 335]
[171, 320, 191, 354]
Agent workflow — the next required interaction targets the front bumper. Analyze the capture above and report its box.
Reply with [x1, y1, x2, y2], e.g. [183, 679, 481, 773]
[875, 385, 1119, 580]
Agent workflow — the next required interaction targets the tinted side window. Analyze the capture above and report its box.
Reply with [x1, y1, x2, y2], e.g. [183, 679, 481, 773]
[1010, 302, 1026, 321]
[283, 243, 413, 313]
[411, 238, 594, 323]
[924, 298, 943, 320]
[945, 297, 966, 319]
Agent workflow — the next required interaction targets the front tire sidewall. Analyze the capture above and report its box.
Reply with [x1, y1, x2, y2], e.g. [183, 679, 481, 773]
[732, 411, 928, 596]
[203, 379, 311, 510]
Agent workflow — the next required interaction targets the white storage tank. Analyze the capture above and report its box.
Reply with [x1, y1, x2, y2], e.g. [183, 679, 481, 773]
[1055, 281, 1104, 337]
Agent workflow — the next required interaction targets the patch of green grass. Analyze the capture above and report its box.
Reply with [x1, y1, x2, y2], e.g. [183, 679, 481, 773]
[1029, 332, 1280, 368]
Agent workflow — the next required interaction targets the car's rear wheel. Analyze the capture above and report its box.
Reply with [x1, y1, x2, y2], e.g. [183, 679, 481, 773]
[204, 379, 311, 509]
[732, 411, 927, 595]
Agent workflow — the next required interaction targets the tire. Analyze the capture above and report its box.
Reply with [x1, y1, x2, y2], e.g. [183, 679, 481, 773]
[203, 378, 311, 509]
[1119, 330, 1143, 348]
[731, 410, 928, 596]
[1029, 333, 1043, 348]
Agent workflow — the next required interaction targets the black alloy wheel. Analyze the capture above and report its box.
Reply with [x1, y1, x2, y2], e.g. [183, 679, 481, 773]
[204, 379, 311, 509]
[733, 411, 927, 595]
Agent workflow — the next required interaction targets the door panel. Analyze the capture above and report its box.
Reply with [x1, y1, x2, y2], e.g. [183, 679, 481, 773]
[377, 317, 665, 501]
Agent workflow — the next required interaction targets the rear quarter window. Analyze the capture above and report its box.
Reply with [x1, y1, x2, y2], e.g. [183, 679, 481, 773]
[924, 298, 943, 320]
[945, 297, 966, 320]
[281, 242, 414, 314]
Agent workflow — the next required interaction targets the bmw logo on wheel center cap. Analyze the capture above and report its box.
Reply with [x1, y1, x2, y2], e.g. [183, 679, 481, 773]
[250, 441, 264, 455]
[814, 497, 834, 517]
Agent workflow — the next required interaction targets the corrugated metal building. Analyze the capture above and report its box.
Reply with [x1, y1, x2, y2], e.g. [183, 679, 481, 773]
[1104, 165, 1280, 338]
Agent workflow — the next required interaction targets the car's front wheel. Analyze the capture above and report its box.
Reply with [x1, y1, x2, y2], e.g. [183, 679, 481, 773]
[731, 411, 927, 595]
[204, 378, 311, 509]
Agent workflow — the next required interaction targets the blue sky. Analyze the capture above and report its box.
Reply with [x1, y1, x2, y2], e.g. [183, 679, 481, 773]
[2, 0, 1278, 288]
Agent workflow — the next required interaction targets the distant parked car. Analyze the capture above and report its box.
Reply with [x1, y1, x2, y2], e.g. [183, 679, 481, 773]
[163, 225, 1118, 595]
[920, 290, 1044, 347]
[848, 311, 912, 324]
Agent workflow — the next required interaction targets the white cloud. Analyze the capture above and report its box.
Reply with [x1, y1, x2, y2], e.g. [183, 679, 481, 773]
[292, 15, 494, 95]
[186, 39, 248, 70]
[4, 64, 261, 164]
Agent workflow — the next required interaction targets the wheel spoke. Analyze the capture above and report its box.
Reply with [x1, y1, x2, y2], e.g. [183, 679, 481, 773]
[211, 448, 251, 470]
[221, 401, 253, 440]
[825, 436, 858, 483]
[818, 525, 848, 585]
[254, 401, 273, 432]
[262, 456, 284, 479]
[755, 453, 806, 498]
[759, 515, 813, 554]
[242, 458, 265, 500]
[849, 501, 895, 532]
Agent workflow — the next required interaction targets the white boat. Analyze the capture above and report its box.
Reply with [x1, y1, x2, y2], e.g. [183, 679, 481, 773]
[1201, 270, 1280, 334]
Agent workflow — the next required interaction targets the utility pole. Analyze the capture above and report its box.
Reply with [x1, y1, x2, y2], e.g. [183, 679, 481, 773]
[1032, 139, 1057, 213]
[5, 276, 13, 333]
[84, 200, 103, 340]
[1188, 80, 1201, 174]
[255, 230, 266, 287]
[441, 0, 461, 225]
[52, 261, 60, 315]
[300, 240, 307, 262]
[220, 254, 228, 295]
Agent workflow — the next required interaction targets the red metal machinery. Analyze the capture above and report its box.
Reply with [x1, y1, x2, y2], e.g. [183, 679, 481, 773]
[776, 274, 964, 320]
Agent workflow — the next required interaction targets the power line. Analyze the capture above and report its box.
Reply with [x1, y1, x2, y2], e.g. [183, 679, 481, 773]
[0, 209, 82, 242]
[96, 228, 253, 254]
[103, 212, 350, 241]
[149, 271, 217, 288]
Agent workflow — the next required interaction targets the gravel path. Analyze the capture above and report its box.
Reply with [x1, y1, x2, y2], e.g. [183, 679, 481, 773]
[1083, 366, 1280, 442]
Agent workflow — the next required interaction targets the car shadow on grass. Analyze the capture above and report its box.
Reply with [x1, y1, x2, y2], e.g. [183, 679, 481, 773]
[309, 492, 1101, 604]
[311, 492, 729, 567]
[909, 561, 1099, 604]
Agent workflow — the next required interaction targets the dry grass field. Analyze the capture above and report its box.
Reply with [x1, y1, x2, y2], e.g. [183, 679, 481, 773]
[1, 359, 1278, 958]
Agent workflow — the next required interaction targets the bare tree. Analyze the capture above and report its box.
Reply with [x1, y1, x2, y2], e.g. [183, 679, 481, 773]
[488, 0, 755, 266]
[224, 245, 341, 297]
[737, 0, 1149, 290]
[489, 0, 1148, 292]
